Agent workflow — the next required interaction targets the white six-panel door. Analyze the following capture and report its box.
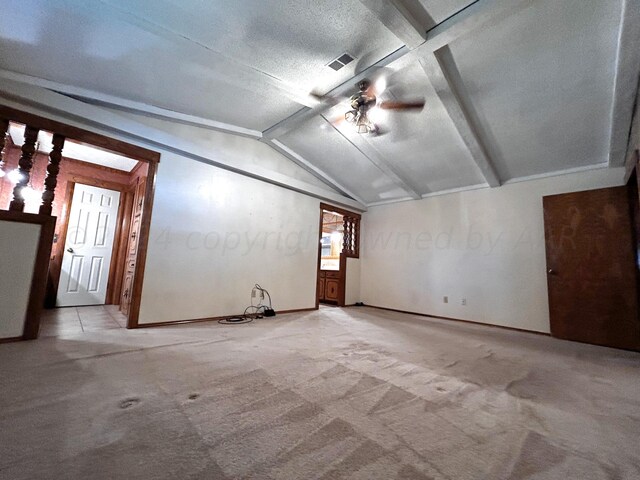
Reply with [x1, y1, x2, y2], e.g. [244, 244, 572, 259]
[57, 184, 121, 307]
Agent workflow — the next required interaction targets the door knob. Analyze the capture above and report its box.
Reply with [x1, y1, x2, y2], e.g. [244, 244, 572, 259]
[548, 269, 555, 274]
[67, 247, 74, 253]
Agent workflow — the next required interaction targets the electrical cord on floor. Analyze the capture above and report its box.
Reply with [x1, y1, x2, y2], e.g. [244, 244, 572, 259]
[217, 285, 274, 325]
[253, 283, 275, 317]
[253, 284, 272, 309]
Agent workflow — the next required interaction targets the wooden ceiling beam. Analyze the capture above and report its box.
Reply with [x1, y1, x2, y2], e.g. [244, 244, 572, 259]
[357, 0, 426, 48]
[419, 48, 501, 187]
[265, 0, 536, 140]
[324, 116, 422, 200]
[264, 139, 368, 206]
[608, 0, 640, 167]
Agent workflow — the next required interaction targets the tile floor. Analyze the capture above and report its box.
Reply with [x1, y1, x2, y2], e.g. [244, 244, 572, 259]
[40, 305, 127, 337]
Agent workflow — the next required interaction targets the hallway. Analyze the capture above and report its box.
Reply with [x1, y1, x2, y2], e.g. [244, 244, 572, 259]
[40, 306, 127, 337]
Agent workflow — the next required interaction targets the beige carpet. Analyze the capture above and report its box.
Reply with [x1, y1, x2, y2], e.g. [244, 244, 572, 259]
[1, 306, 639, 479]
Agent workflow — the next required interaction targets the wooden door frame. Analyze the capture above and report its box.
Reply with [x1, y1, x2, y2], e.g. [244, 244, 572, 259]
[316, 203, 362, 308]
[0, 105, 160, 331]
[52, 178, 132, 308]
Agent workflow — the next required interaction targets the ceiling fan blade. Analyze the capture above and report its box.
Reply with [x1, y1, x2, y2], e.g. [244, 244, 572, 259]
[378, 100, 425, 111]
[310, 90, 347, 107]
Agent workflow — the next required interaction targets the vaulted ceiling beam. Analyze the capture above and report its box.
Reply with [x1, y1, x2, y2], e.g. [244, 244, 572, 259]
[0, 79, 366, 211]
[265, 0, 536, 140]
[419, 48, 501, 187]
[623, 77, 640, 182]
[357, 0, 426, 48]
[263, 139, 368, 205]
[608, 0, 640, 167]
[324, 116, 422, 200]
[262, 46, 410, 140]
[418, 0, 534, 55]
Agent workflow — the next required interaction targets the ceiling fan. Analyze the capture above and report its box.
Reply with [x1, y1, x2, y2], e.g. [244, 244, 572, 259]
[314, 78, 425, 135]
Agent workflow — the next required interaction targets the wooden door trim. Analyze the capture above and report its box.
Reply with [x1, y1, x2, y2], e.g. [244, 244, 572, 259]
[338, 253, 347, 306]
[106, 187, 133, 305]
[51, 180, 126, 307]
[127, 160, 157, 328]
[108, 190, 134, 305]
[1, 106, 160, 332]
[319, 202, 362, 220]
[317, 203, 361, 307]
[54, 164, 156, 328]
[315, 203, 324, 309]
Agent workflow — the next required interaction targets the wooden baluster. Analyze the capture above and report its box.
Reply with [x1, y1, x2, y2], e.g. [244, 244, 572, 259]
[39, 133, 65, 215]
[350, 218, 355, 254]
[343, 216, 349, 254]
[0, 119, 8, 173]
[9, 125, 39, 212]
[354, 218, 360, 257]
[350, 220, 355, 253]
[351, 220, 355, 252]
[351, 218, 355, 254]
[345, 219, 351, 254]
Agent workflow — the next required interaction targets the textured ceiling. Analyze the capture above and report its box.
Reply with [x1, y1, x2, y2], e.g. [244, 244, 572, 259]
[447, 0, 623, 181]
[0, 0, 635, 207]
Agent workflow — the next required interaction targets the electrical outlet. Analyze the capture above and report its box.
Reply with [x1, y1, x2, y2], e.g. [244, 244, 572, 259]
[461, 298, 467, 306]
[443, 296, 448, 303]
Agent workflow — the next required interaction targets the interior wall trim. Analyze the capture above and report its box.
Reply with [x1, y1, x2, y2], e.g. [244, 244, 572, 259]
[361, 304, 551, 337]
[135, 307, 318, 329]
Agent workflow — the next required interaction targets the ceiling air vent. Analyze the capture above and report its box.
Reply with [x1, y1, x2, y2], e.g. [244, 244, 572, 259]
[327, 53, 354, 71]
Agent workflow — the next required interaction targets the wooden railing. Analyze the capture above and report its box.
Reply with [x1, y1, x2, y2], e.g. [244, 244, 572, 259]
[342, 214, 360, 257]
[1, 120, 66, 214]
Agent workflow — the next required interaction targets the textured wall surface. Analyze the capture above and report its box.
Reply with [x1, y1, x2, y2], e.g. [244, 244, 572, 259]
[360, 168, 626, 333]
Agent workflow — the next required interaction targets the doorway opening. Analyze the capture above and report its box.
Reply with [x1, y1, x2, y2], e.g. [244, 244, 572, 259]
[0, 106, 159, 336]
[316, 203, 361, 307]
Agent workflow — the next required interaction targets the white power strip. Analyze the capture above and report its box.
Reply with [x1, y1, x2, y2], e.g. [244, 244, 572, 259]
[251, 287, 264, 301]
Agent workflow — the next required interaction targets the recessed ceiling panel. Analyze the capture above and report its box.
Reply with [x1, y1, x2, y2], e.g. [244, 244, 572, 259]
[279, 117, 409, 204]
[447, 0, 623, 180]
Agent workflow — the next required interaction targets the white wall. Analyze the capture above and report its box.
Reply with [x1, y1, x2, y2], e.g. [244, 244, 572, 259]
[0, 91, 334, 325]
[344, 257, 361, 305]
[360, 168, 626, 333]
[0, 220, 40, 338]
[138, 151, 321, 323]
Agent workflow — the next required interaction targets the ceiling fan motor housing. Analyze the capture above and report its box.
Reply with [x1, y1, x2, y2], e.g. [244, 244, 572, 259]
[349, 92, 376, 112]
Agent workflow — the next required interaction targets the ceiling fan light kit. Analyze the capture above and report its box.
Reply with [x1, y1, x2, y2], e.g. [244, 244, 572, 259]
[328, 78, 425, 135]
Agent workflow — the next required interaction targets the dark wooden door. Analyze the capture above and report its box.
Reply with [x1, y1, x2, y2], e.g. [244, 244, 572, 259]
[543, 186, 639, 350]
